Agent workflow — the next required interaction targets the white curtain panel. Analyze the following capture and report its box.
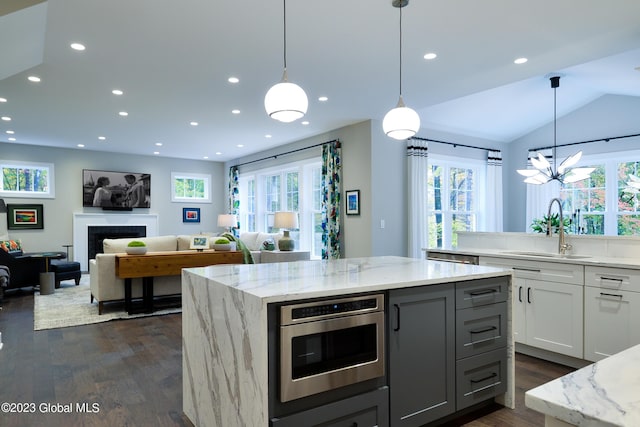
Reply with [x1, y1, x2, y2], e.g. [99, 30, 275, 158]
[486, 150, 504, 232]
[524, 149, 561, 231]
[407, 140, 429, 258]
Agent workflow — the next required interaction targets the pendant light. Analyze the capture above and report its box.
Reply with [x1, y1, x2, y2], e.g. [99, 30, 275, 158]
[517, 76, 594, 185]
[264, 0, 308, 123]
[383, 0, 420, 140]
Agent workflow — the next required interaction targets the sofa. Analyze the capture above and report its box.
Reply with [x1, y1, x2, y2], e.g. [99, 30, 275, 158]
[238, 232, 283, 263]
[89, 235, 202, 314]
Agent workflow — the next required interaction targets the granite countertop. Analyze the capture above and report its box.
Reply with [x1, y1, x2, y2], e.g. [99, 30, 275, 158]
[426, 248, 640, 270]
[186, 255, 512, 303]
[525, 344, 640, 426]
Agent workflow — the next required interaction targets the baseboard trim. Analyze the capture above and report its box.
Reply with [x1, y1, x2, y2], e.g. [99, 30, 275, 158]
[515, 343, 591, 369]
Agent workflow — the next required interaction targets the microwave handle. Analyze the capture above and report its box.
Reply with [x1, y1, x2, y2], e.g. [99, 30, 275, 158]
[393, 304, 400, 331]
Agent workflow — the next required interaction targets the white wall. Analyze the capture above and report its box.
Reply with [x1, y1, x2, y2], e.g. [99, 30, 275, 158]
[0, 142, 226, 253]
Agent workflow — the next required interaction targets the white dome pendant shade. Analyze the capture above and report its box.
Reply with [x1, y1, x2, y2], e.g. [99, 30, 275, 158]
[383, 95, 420, 140]
[264, 69, 308, 123]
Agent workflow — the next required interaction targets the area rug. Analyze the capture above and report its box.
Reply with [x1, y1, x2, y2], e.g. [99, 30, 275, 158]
[34, 275, 181, 331]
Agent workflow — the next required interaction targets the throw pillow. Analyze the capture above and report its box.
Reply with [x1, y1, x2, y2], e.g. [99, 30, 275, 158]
[0, 239, 22, 254]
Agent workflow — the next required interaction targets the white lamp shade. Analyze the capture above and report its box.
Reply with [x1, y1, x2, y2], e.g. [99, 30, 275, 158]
[274, 211, 299, 229]
[264, 71, 308, 123]
[383, 96, 420, 140]
[217, 214, 237, 228]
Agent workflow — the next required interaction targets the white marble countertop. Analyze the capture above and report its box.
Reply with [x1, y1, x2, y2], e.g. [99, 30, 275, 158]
[427, 248, 640, 270]
[525, 343, 640, 426]
[185, 255, 512, 303]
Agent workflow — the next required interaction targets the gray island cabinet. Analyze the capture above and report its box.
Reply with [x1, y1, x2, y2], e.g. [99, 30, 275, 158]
[182, 256, 513, 427]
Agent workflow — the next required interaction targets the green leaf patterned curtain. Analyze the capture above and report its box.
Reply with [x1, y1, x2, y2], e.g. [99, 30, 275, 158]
[228, 166, 240, 236]
[321, 141, 341, 259]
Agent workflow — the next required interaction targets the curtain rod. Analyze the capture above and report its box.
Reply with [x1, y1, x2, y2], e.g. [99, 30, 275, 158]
[233, 139, 340, 168]
[529, 133, 640, 152]
[410, 136, 500, 153]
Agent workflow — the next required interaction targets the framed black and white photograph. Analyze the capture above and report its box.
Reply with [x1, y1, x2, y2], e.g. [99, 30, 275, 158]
[7, 204, 44, 230]
[190, 235, 209, 251]
[183, 207, 201, 223]
[82, 169, 151, 208]
[346, 190, 360, 215]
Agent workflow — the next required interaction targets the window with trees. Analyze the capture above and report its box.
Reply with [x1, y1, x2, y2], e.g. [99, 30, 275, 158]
[0, 160, 55, 198]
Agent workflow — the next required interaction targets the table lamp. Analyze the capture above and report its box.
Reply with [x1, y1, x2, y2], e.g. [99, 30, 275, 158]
[217, 214, 237, 233]
[274, 211, 299, 251]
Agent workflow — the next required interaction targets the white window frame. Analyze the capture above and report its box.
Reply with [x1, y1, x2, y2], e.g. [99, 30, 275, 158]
[0, 160, 55, 198]
[170, 172, 211, 203]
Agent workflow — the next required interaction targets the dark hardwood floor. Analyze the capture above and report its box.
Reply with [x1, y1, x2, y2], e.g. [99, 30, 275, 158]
[0, 286, 574, 427]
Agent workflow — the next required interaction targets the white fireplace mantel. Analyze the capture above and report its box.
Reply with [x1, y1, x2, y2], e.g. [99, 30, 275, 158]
[73, 213, 159, 271]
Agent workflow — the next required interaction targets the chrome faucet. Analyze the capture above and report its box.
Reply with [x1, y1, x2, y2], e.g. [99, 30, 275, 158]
[547, 198, 571, 255]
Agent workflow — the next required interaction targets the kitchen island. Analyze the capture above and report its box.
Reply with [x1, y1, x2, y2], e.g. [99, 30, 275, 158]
[525, 343, 640, 426]
[182, 256, 514, 427]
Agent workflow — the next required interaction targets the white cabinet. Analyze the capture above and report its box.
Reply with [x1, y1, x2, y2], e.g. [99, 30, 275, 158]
[481, 257, 584, 359]
[584, 266, 640, 362]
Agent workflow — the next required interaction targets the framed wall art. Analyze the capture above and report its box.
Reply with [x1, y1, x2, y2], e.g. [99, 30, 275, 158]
[190, 235, 209, 251]
[345, 190, 360, 215]
[183, 207, 201, 223]
[7, 204, 44, 230]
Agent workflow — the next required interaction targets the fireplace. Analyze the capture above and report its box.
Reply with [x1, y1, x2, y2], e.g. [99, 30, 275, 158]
[87, 225, 146, 263]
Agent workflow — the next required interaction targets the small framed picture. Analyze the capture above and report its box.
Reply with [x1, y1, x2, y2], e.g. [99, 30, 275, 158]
[190, 235, 209, 251]
[345, 190, 360, 215]
[183, 207, 201, 223]
[7, 204, 44, 229]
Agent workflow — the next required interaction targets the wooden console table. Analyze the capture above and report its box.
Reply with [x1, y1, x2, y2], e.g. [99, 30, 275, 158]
[115, 250, 243, 314]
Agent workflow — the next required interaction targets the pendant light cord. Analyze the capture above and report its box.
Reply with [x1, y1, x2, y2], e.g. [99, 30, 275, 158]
[553, 83, 557, 172]
[399, 4, 403, 96]
[283, 0, 287, 70]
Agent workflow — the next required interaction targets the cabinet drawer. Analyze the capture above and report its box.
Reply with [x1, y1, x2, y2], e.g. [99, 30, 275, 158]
[480, 256, 583, 285]
[271, 386, 389, 427]
[456, 277, 509, 309]
[456, 302, 507, 359]
[585, 266, 640, 293]
[455, 348, 507, 411]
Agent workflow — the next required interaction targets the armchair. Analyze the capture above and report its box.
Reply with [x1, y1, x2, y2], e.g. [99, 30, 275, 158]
[0, 241, 46, 291]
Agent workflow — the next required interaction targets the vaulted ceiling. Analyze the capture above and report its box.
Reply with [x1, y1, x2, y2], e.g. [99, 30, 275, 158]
[1, 0, 639, 161]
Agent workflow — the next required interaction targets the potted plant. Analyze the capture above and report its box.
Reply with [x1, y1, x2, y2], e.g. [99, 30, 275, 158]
[213, 237, 232, 251]
[126, 240, 147, 255]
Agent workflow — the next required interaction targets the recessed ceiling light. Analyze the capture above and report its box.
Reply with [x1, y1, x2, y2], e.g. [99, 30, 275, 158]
[301, 121, 309, 125]
[237, 144, 244, 148]
[118, 111, 128, 116]
[0, 97, 6, 103]
[153, 151, 160, 155]
[1, 116, 11, 121]
[28, 76, 41, 82]
[70, 43, 86, 51]
[423, 52, 437, 60]
[155, 142, 163, 146]
[265, 134, 272, 138]
[98, 136, 106, 140]
[215, 152, 222, 155]
[190, 121, 198, 126]
[228, 76, 239, 83]
[514, 57, 528, 65]
[6, 130, 14, 134]
[112, 89, 124, 95]
[77, 144, 85, 148]
[203, 156, 209, 159]
[232, 109, 241, 114]
[318, 96, 328, 102]
[8, 137, 16, 142]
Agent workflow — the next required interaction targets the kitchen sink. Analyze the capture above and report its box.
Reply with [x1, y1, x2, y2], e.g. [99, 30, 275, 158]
[501, 251, 591, 260]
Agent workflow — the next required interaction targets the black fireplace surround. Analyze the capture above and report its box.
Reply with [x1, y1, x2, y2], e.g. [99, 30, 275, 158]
[87, 225, 146, 265]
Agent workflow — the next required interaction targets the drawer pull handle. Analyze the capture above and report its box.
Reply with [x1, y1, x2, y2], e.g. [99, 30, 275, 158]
[527, 287, 532, 304]
[464, 380, 502, 397]
[393, 304, 400, 332]
[513, 267, 541, 273]
[469, 289, 497, 298]
[470, 372, 497, 384]
[600, 277, 623, 282]
[518, 286, 522, 303]
[600, 292, 623, 299]
[469, 326, 497, 334]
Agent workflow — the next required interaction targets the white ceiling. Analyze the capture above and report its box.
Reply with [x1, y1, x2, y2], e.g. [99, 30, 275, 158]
[0, 0, 639, 161]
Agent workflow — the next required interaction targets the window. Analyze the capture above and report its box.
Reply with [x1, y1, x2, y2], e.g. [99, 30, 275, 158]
[558, 151, 640, 236]
[0, 160, 55, 198]
[171, 172, 211, 203]
[427, 156, 485, 249]
[238, 159, 322, 259]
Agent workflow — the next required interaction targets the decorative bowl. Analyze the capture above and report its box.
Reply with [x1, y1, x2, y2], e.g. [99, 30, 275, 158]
[213, 243, 231, 251]
[126, 246, 147, 255]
